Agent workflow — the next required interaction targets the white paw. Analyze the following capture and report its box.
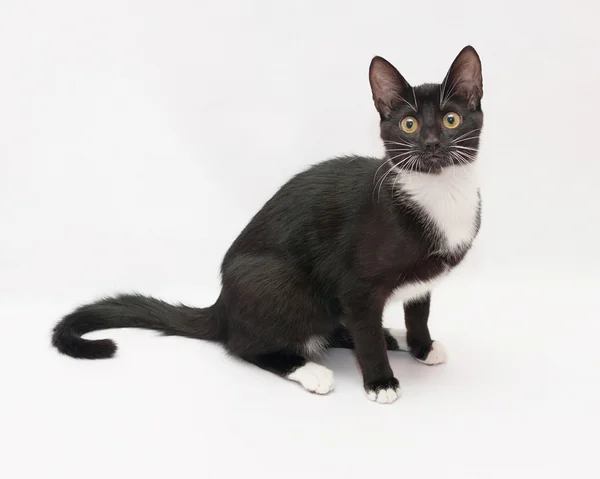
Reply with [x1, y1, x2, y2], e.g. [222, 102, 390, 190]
[387, 329, 409, 351]
[366, 387, 400, 404]
[287, 362, 335, 395]
[416, 341, 447, 365]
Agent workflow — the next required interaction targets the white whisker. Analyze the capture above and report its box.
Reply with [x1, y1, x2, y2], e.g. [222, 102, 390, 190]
[439, 76, 449, 109]
[375, 162, 399, 202]
[391, 92, 417, 112]
[441, 76, 461, 108]
[452, 136, 480, 144]
[451, 145, 478, 152]
[373, 159, 393, 185]
[451, 128, 482, 142]
[383, 140, 415, 147]
[373, 151, 412, 186]
[412, 86, 418, 111]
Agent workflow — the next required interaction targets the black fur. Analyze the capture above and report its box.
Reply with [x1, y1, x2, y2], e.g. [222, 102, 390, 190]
[52, 294, 220, 359]
[52, 46, 484, 397]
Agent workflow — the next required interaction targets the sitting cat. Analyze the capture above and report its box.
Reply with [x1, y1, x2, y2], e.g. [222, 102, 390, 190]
[52, 46, 483, 404]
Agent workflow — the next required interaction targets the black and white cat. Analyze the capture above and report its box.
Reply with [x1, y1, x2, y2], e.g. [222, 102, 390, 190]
[52, 46, 483, 404]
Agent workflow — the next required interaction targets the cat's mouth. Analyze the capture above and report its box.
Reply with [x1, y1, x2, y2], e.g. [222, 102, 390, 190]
[420, 154, 447, 171]
[423, 162, 444, 174]
[391, 151, 459, 174]
[406, 152, 458, 175]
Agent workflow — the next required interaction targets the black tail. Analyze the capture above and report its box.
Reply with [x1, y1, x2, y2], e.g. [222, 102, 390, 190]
[52, 294, 220, 359]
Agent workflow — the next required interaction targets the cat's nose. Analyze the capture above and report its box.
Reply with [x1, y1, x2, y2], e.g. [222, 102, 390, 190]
[424, 137, 440, 153]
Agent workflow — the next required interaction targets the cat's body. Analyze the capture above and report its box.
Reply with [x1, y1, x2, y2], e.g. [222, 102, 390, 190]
[52, 46, 484, 404]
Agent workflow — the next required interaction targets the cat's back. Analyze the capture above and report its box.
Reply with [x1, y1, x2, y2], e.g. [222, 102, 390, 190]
[267, 155, 383, 219]
[287, 155, 380, 200]
[225, 156, 383, 258]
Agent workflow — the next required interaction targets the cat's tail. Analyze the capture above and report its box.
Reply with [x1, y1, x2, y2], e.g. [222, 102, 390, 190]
[51, 294, 221, 359]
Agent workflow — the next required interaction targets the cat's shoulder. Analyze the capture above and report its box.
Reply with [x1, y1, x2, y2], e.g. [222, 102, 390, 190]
[305, 155, 382, 174]
[290, 156, 383, 187]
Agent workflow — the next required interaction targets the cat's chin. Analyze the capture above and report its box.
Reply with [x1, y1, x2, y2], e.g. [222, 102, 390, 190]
[403, 163, 445, 175]
[416, 158, 471, 175]
[414, 156, 450, 175]
[424, 165, 444, 175]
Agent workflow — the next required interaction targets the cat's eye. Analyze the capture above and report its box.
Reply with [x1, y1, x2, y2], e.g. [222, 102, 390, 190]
[443, 112, 461, 129]
[400, 116, 418, 134]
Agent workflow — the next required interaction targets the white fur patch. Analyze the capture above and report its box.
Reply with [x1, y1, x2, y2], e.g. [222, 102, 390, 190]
[388, 330, 447, 365]
[416, 341, 447, 365]
[366, 386, 400, 404]
[397, 163, 480, 251]
[388, 163, 479, 304]
[287, 362, 335, 394]
[303, 336, 328, 358]
[387, 329, 409, 351]
[391, 268, 450, 303]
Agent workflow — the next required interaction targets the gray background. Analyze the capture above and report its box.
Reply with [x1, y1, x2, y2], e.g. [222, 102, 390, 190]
[1, 1, 597, 477]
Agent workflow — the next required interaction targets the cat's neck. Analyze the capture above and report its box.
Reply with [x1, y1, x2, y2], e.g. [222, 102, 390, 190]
[392, 162, 481, 251]
[395, 162, 479, 190]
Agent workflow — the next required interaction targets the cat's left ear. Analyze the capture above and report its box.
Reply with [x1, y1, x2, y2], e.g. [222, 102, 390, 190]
[442, 46, 483, 109]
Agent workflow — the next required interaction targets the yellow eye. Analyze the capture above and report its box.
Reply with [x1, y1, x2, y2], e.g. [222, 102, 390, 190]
[400, 116, 418, 133]
[443, 112, 461, 129]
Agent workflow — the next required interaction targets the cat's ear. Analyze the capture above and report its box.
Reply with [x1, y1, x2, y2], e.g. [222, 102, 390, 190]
[441, 46, 483, 109]
[369, 56, 412, 119]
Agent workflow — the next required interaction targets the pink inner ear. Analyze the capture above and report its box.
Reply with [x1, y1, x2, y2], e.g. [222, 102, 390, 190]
[371, 69, 404, 107]
[440, 50, 483, 108]
[446, 50, 483, 107]
[369, 57, 409, 117]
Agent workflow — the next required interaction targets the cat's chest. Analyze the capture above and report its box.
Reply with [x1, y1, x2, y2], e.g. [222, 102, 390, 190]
[390, 251, 466, 302]
[389, 164, 480, 303]
[397, 164, 480, 251]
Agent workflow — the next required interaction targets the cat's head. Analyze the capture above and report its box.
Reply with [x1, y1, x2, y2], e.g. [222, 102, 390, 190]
[369, 46, 483, 174]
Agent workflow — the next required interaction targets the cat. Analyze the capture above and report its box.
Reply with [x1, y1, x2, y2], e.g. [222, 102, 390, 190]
[52, 45, 483, 404]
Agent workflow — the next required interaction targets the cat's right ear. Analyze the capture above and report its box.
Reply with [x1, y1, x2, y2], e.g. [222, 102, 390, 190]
[369, 56, 412, 119]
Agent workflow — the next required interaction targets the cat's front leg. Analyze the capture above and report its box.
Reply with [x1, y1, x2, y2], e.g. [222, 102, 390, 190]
[404, 293, 447, 365]
[344, 300, 400, 404]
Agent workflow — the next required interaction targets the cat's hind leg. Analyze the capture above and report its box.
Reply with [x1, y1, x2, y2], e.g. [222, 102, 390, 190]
[243, 351, 334, 394]
[220, 253, 336, 395]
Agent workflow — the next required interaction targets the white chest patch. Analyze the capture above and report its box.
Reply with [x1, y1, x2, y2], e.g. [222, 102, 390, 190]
[390, 163, 480, 304]
[396, 163, 480, 251]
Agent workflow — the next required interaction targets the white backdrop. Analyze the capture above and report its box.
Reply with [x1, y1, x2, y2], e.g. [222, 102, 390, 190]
[1, 1, 599, 478]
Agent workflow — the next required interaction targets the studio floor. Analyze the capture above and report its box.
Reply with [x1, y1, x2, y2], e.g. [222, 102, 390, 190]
[1, 271, 595, 478]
